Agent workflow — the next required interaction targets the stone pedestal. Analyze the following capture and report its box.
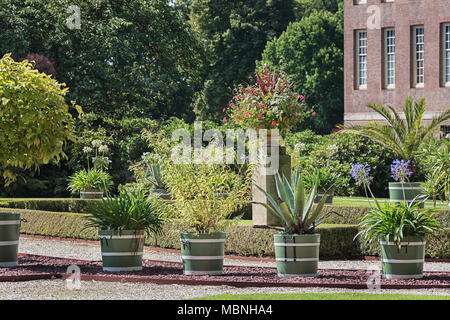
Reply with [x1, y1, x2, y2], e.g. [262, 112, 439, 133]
[252, 146, 291, 227]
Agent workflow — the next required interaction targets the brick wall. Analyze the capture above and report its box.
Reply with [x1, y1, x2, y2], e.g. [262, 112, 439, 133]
[344, 0, 450, 124]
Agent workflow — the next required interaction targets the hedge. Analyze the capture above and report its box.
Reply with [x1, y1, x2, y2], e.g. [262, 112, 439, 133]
[0, 199, 253, 219]
[0, 199, 98, 213]
[2, 199, 447, 225]
[7, 207, 449, 259]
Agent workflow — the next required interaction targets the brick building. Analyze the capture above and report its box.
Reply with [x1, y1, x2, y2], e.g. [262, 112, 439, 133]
[344, 0, 450, 136]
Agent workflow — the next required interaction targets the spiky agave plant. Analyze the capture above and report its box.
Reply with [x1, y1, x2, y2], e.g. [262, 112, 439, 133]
[255, 170, 340, 234]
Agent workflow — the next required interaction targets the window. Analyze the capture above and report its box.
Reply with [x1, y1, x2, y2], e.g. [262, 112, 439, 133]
[355, 0, 367, 4]
[413, 26, 424, 87]
[384, 28, 395, 88]
[444, 24, 450, 86]
[356, 30, 367, 89]
[441, 126, 450, 139]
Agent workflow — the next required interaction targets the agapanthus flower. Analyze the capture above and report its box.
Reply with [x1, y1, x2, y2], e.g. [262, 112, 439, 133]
[91, 139, 103, 148]
[83, 146, 92, 154]
[391, 159, 413, 183]
[350, 164, 373, 186]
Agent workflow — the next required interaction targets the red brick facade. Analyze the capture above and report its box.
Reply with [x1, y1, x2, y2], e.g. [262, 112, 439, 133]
[344, 0, 450, 128]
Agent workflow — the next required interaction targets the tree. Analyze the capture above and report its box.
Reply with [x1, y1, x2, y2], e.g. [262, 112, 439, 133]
[190, 0, 296, 121]
[0, 54, 81, 184]
[0, 0, 203, 119]
[337, 97, 450, 176]
[260, 7, 344, 134]
[294, 0, 342, 20]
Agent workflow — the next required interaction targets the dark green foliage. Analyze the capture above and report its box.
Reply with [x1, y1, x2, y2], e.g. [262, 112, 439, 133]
[86, 190, 163, 235]
[0, 199, 98, 213]
[286, 130, 397, 197]
[0, 0, 203, 119]
[261, 7, 344, 134]
[191, 0, 296, 120]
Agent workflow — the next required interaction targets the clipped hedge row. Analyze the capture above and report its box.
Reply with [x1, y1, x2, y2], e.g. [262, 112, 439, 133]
[0, 199, 253, 219]
[0, 199, 99, 214]
[2, 199, 448, 226]
[323, 205, 450, 227]
[10, 207, 450, 259]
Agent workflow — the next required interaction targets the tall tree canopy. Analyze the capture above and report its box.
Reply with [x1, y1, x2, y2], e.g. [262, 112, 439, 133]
[0, 0, 203, 119]
[190, 0, 296, 121]
[261, 6, 344, 134]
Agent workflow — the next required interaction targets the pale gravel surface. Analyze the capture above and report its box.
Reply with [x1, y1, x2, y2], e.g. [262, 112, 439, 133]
[2, 236, 447, 300]
[18, 237, 450, 272]
[0, 280, 449, 300]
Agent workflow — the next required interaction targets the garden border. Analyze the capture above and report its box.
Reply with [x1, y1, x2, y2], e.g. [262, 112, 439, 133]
[1, 254, 449, 290]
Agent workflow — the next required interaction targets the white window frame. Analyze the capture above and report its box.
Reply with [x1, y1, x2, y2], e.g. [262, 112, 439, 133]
[355, 0, 367, 4]
[443, 23, 450, 87]
[356, 30, 368, 90]
[384, 28, 395, 89]
[413, 26, 425, 88]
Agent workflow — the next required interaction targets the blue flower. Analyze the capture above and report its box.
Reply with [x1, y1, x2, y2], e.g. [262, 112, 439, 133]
[350, 164, 373, 186]
[391, 159, 413, 182]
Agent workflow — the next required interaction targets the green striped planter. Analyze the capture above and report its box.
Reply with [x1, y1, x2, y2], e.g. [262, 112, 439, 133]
[99, 230, 145, 272]
[0, 212, 21, 267]
[380, 236, 425, 279]
[180, 232, 226, 276]
[314, 191, 334, 205]
[388, 182, 424, 208]
[80, 191, 104, 199]
[274, 233, 320, 277]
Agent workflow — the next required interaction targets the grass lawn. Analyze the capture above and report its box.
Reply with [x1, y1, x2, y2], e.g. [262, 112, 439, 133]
[195, 293, 450, 300]
[333, 197, 448, 209]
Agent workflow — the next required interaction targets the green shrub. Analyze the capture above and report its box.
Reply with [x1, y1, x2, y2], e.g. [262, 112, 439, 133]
[286, 130, 398, 197]
[0, 199, 99, 213]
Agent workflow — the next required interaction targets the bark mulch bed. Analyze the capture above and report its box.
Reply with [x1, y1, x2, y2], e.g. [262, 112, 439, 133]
[0, 254, 449, 290]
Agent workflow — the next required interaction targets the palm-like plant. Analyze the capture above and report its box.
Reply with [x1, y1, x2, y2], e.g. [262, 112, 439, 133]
[86, 190, 163, 236]
[255, 170, 340, 234]
[337, 97, 450, 175]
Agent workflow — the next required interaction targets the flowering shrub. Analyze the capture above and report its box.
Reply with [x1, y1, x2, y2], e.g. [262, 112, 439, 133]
[225, 67, 312, 135]
[390, 159, 413, 183]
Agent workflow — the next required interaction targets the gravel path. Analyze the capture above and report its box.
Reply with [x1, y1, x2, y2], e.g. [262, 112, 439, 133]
[18, 236, 450, 272]
[0, 280, 449, 300]
[1, 236, 445, 300]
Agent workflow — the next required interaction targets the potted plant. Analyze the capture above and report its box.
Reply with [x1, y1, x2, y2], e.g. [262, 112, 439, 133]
[0, 211, 21, 267]
[132, 153, 171, 199]
[389, 159, 424, 208]
[68, 139, 113, 199]
[255, 170, 340, 277]
[351, 163, 442, 279]
[225, 66, 312, 139]
[68, 168, 113, 199]
[162, 162, 250, 276]
[304, 167, 338, 204]
[86, 190, 163, 271]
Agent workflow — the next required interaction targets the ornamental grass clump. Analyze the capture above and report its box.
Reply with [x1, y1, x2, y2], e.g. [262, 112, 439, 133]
[86, 190, 163, 236]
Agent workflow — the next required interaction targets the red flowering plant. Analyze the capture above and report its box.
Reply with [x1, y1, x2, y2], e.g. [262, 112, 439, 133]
[224, 67, 312, 135]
